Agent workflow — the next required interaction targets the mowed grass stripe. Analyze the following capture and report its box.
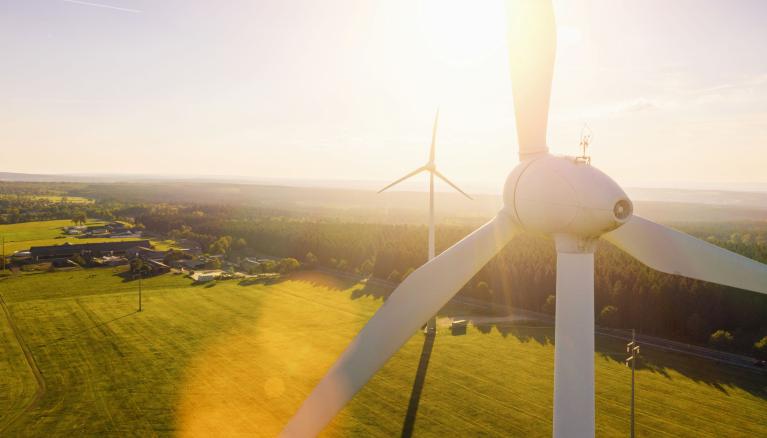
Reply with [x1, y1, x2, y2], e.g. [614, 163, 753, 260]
[0, 293, 39, 432]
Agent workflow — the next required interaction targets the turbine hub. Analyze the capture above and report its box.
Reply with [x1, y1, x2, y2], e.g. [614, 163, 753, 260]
[502, 154, 632, 238]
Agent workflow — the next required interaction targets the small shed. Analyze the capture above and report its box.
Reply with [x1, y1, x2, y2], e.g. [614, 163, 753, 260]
[450, 319, 468, 336]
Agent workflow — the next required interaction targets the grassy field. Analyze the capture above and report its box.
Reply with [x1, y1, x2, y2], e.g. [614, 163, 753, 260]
[0, 269, 765, 437]
[0, 220, 148, 256]
[0, 195, 92, 204]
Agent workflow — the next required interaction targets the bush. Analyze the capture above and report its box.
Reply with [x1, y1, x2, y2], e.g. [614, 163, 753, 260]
[358, 258, 374, 276]
[70, 254, 86, 267]
[599, 305, 619, 327]
[387, 270, 401, 283]
[260, 260, 276, 272]
[163, 249, 190, 265]
[401, 267, 415, 281]
[473, 281, 493, 302]
[304, 252, 318, 269]
[130, 258, 144, 273]
[203, 258, 221, 270]
[753, 335, 767, 359]
[709, 329, 735, 350]
[542, 294, 555, 315]
[279, 258, 300, 273]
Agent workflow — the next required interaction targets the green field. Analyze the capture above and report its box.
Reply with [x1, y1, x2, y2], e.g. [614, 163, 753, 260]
[0, 195, 92, 204]
[0, 269, 764, 437]
[0, 220, 147, 256]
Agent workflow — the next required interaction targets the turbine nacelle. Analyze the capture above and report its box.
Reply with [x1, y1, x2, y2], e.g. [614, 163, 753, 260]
[503, 153, 633, 239]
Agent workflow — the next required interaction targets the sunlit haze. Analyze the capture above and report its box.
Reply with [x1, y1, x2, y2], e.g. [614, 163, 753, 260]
[2, 0, 766, 191]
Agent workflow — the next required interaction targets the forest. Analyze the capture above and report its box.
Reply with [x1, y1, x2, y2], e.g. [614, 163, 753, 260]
[1, 182, 766, 357]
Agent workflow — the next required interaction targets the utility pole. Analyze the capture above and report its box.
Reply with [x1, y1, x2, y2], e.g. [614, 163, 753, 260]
[625, 329, 640, 438]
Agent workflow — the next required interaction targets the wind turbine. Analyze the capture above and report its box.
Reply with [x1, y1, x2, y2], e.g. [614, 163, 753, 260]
[282, 1, 767, 437]
[378, 108, 473, 294]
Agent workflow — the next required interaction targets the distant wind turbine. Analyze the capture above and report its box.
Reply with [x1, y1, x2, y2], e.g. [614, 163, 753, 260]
[378, 109, 473, 275]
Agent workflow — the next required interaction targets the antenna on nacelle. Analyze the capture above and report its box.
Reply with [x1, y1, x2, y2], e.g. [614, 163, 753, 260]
[576, 124, 592, 164]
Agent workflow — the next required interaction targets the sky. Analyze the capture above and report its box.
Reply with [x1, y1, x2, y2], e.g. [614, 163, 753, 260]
[1, 0, 766, 192]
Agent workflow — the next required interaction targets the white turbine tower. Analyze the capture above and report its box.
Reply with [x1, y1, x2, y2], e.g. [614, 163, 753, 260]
[282, 1, 767, 437]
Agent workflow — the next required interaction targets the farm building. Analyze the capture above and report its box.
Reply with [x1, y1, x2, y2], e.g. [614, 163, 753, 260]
[10, 251, 32, 262]
[240, 257, 262, 271]
[109, 230, 142, 238]
[191, 270, 222, 282]
[106, 222, 129, 232]
[64, 226, 86, 235]
[125, 246, 167, 261]
[169, 258, 206, 270]
[29, 240, 151, 261]
[145, 259, 171, 275]
[92, 256, 129, 267]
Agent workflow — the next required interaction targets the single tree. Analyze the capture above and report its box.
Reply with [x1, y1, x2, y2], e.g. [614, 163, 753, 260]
[709, 329, 735, 350]
[599, 305, 620, 327]
[279, 257, 300, 273]
[304, 252, 319, 268]
[542, 294, 556, 315]
[387, 269, 401, 283]
[753, 335, 767, 359]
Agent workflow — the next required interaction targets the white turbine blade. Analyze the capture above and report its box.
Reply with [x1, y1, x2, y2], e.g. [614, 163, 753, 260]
[377, 166, 427, 193]
[553, 246, 595, 438]
[507, 0, 556, 158]
[603, 215, 767, 294]
[281, 213, 518, 437]
[433, 169, 473, 200]
[429, 109, 439, 163]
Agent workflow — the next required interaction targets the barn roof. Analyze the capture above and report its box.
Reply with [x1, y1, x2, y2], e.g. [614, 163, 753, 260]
[30, 240, 151, 257]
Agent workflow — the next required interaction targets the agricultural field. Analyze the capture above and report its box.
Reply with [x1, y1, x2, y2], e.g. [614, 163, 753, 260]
[0, 268, 764, 437]
[0, 195, 93, 204]
[0, 220, 148, 256]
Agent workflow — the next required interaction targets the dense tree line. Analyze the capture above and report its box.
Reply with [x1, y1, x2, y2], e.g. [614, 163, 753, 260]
[0, 196, 122, 224]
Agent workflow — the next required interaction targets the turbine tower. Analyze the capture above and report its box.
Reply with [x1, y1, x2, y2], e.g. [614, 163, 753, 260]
[282, 1, 767, 437]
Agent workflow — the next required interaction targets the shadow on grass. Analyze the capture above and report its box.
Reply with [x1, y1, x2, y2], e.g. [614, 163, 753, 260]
[238, 278, 280, 287]
[284, 270, 363, 293]
[465, 316, 765, 399]
[401, 331, 436, 438]
[113, 270, 164, 283]
[468, 321, 765, 399]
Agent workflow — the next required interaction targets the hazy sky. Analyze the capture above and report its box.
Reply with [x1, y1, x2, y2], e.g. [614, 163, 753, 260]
[1, 0, 766, 191]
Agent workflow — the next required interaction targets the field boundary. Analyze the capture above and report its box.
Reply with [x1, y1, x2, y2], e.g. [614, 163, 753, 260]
[0, 291, 46, 434]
